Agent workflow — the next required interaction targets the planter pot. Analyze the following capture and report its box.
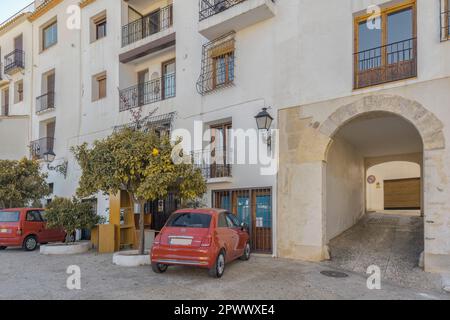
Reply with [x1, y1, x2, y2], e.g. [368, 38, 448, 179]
[40, 241, 91, 255]
[112, 250, 151, 267]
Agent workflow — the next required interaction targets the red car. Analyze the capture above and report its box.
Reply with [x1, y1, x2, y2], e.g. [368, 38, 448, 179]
[0, 208, 67, 251]
[151, 209, 251, 278]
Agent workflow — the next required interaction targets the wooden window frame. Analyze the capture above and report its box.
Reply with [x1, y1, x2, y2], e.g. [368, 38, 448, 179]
[42, 21, 58, 51]
[161, 58, 176, 100]
[353, 0, 417, 89]
[212, 50, 234, 90]
[95, 17, 107, 40]
[97, 74, 107, 100]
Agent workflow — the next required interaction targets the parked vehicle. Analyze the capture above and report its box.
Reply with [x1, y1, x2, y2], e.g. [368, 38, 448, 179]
[0, 208, 67, 251]
[151, 208, 251, 278]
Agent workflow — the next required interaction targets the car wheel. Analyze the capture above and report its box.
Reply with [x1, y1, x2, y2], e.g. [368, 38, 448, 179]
[240, 242, 251, 261]
[209, 250, 226, 278]
[23, 236, 38, 252]
[0, 246, 7, 250]
[151, 263, 168, 274]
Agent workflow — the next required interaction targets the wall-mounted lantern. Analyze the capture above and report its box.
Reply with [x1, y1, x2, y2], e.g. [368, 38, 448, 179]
[255, 107, 274, 149]
[43, 151, 68, 179]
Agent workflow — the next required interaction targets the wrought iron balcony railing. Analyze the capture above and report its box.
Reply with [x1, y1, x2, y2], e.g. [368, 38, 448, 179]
[119, 73, 175, 112]
[199, 0, 248, 21]
[191, 150, 232, 179]
[122, 4, 173, 47]
[30, 137, 55, 160]
[4, 49, 25, 74]
[354, 38, 417, 89]
[36, 92, 55, 114]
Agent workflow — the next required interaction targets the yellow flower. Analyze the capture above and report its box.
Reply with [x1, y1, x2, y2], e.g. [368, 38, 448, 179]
[152, 148, 159, 156]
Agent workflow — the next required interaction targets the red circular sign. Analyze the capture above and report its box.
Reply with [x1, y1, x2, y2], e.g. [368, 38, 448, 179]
[367, 175, 376, 184]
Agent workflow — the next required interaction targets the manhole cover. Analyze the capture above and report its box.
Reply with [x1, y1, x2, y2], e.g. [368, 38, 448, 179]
[320, 270, 349, 278]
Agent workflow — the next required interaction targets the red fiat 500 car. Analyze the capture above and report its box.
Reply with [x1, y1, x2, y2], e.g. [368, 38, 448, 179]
[151, 208, 251, 278]
[0, 208, 67, 251]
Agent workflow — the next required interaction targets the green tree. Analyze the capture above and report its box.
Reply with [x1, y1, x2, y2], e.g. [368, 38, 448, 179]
[0, 158, 50, 208]
[45, 197, 103, 243]
[72, 128, 206, 254]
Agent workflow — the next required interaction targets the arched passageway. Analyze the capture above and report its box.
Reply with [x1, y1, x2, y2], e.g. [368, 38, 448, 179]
[324, 112, 425, 284]
[277, 94, 447, 274]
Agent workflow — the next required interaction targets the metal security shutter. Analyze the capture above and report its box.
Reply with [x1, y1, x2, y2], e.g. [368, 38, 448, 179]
[384, 178, 421, 210]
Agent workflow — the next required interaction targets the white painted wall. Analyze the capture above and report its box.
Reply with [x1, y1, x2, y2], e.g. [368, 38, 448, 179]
[366, 161, 421, 212]
[326, 137, 365, 242]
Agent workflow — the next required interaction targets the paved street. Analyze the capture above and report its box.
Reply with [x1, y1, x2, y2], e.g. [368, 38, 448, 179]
[324, 211, 443, 293]
[0, 247, 448, 300]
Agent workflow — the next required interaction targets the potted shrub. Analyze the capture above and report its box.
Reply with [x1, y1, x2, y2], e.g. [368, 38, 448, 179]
[40, 197, 103, 255]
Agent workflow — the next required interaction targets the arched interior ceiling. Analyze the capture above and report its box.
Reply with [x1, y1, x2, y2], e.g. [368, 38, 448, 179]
[334, 112, 423, 158]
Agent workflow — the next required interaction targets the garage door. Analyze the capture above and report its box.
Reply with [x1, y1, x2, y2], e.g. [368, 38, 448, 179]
[384, 178, 421, 210]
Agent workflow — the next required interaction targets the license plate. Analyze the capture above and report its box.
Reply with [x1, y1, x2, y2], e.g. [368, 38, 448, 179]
[170, 238, 192, 246]
[0, 229, 10, 234]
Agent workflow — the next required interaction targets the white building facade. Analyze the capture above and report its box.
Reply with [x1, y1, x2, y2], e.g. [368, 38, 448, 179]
[0, 0, 449, 272]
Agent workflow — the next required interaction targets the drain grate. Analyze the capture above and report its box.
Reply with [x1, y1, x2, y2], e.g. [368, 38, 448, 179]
[320, 270, 349, 278]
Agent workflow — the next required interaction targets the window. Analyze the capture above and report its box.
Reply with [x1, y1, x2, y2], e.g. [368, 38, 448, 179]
[354, 1, 416, 88]
[96, 18, 107, 40]
[1, 87, 9, 116]
[0, 211, 20, 222]
[166, 213, 212, 228]
[42, 21, 57, 50]
[14, 80, 23, 103]
[217, 213, 228, 228]
[197, 32, 235, 95]
[26, 210, 43, 222]
[92, 72, 107, 101]
[91, 12, 107, 42]
[440, 0, 450, 41]
[209, 122, 232, 178]
[213, 51, 234, 88]
[226, 213, 241, 228]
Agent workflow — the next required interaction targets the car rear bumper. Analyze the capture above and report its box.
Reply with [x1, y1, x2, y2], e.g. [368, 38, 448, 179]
[151, 245, 214, 268]
[0, 237, 23, 247]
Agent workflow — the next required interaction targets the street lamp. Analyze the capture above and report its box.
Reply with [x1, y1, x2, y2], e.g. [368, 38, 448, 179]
[255, 107, 273, 131]
[43, 151, 68, 179]
[255, 107, 274, 149]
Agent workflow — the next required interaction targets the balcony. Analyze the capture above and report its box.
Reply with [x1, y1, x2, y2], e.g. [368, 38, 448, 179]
[198, 0, 275, 40]
[119, 73, 175, 112]
[354, 38, 417, 89]
[4, 50, 25, 75]
[36, 92, 55, 114]
[192, 150, 232, 183]
[119, 4, 175, 63]
[30, 137, 55, 160]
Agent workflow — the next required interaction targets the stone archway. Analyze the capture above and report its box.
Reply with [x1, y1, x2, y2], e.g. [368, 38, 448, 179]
[277, 94, 448, 273]
[319, 95, 445, 151]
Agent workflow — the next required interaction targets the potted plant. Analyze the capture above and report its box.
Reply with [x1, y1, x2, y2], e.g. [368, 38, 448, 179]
[40, 197, 103, 255]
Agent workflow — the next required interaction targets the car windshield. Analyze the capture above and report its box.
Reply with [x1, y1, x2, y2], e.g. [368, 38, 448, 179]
[167, 213, 212, 229]
[0, 211, 20, 222]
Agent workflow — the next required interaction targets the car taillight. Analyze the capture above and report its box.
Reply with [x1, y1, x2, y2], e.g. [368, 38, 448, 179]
[16, 228, 22, 236]
[201, 235, 212, 247]
[153, 234, 161, 245]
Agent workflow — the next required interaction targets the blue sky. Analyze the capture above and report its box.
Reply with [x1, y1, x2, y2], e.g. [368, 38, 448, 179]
[0, 0, 34, 24]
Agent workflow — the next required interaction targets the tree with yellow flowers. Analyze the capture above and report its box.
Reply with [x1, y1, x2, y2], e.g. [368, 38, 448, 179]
[72, 127, 206, 255]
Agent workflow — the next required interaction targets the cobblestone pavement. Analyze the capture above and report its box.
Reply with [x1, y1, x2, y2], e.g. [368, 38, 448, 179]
[324, 211, 444, 293]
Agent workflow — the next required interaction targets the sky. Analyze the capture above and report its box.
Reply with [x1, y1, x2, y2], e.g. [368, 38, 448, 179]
[0, 0, 34, 24]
